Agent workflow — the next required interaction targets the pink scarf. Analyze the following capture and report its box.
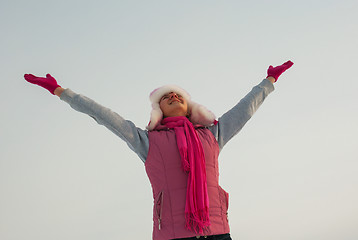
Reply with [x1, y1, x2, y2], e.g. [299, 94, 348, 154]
[157, 116, 210, 234]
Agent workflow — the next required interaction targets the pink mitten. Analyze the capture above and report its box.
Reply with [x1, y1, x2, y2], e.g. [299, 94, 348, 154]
[266, 60, 294, 82]
[24, 74, 61, 95]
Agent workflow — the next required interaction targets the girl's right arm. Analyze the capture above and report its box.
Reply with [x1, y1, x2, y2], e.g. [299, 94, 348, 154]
[25, 74, 149, 163]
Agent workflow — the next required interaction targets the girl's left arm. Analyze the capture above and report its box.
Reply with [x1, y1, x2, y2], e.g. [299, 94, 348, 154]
[208, 78, 275, 150]
[208, 60, 293, 150]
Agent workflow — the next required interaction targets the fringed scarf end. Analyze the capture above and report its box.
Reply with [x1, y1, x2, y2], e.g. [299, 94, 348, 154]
[185, 209, 211, 234]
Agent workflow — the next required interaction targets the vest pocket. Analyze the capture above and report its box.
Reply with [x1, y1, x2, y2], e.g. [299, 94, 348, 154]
[155, 191, 164, 230]
[219, 187, 229, 209]
[219, 187, 229, 221]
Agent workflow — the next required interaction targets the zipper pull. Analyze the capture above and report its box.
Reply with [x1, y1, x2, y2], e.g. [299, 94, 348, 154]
[158, 219, 161, 230]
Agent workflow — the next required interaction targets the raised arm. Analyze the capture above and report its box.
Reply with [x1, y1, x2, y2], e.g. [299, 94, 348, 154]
[208, 60, 293, 150]
[24, 74, 149, 162]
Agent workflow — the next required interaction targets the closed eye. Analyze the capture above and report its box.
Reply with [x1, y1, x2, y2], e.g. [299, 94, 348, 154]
[160, 92, 182, 102]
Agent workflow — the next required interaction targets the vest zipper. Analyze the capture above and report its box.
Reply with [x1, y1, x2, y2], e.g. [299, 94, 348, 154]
[155, 191, 164, 230]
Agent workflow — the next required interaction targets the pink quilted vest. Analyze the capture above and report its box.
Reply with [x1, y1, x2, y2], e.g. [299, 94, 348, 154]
[145, 127, 230, 240]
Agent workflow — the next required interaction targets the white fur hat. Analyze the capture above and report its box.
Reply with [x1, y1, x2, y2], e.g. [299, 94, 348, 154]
[147, 84, 216, 130]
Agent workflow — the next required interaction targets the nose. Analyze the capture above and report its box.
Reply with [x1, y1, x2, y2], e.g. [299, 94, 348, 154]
[169, 92, 179, 99]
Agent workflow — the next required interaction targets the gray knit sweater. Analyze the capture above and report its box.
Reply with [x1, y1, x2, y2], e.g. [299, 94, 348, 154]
[60, 79, 274, 163]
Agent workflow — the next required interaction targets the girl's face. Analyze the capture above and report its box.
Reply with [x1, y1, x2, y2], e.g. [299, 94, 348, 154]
[159, 92, 188, 118]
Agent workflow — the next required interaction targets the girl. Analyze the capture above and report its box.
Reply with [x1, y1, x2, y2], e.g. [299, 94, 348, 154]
[24, 60, 293, 240]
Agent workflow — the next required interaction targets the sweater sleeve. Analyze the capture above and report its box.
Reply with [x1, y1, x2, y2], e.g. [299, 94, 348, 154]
[60, 89, 149, 163]
[208, 79, 275, 150]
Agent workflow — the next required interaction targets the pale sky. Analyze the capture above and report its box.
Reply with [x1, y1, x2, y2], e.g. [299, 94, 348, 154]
[1, 0, 358, 240]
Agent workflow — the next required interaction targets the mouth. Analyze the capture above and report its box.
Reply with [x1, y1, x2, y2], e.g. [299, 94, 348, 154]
[169, 99, 182, 104]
